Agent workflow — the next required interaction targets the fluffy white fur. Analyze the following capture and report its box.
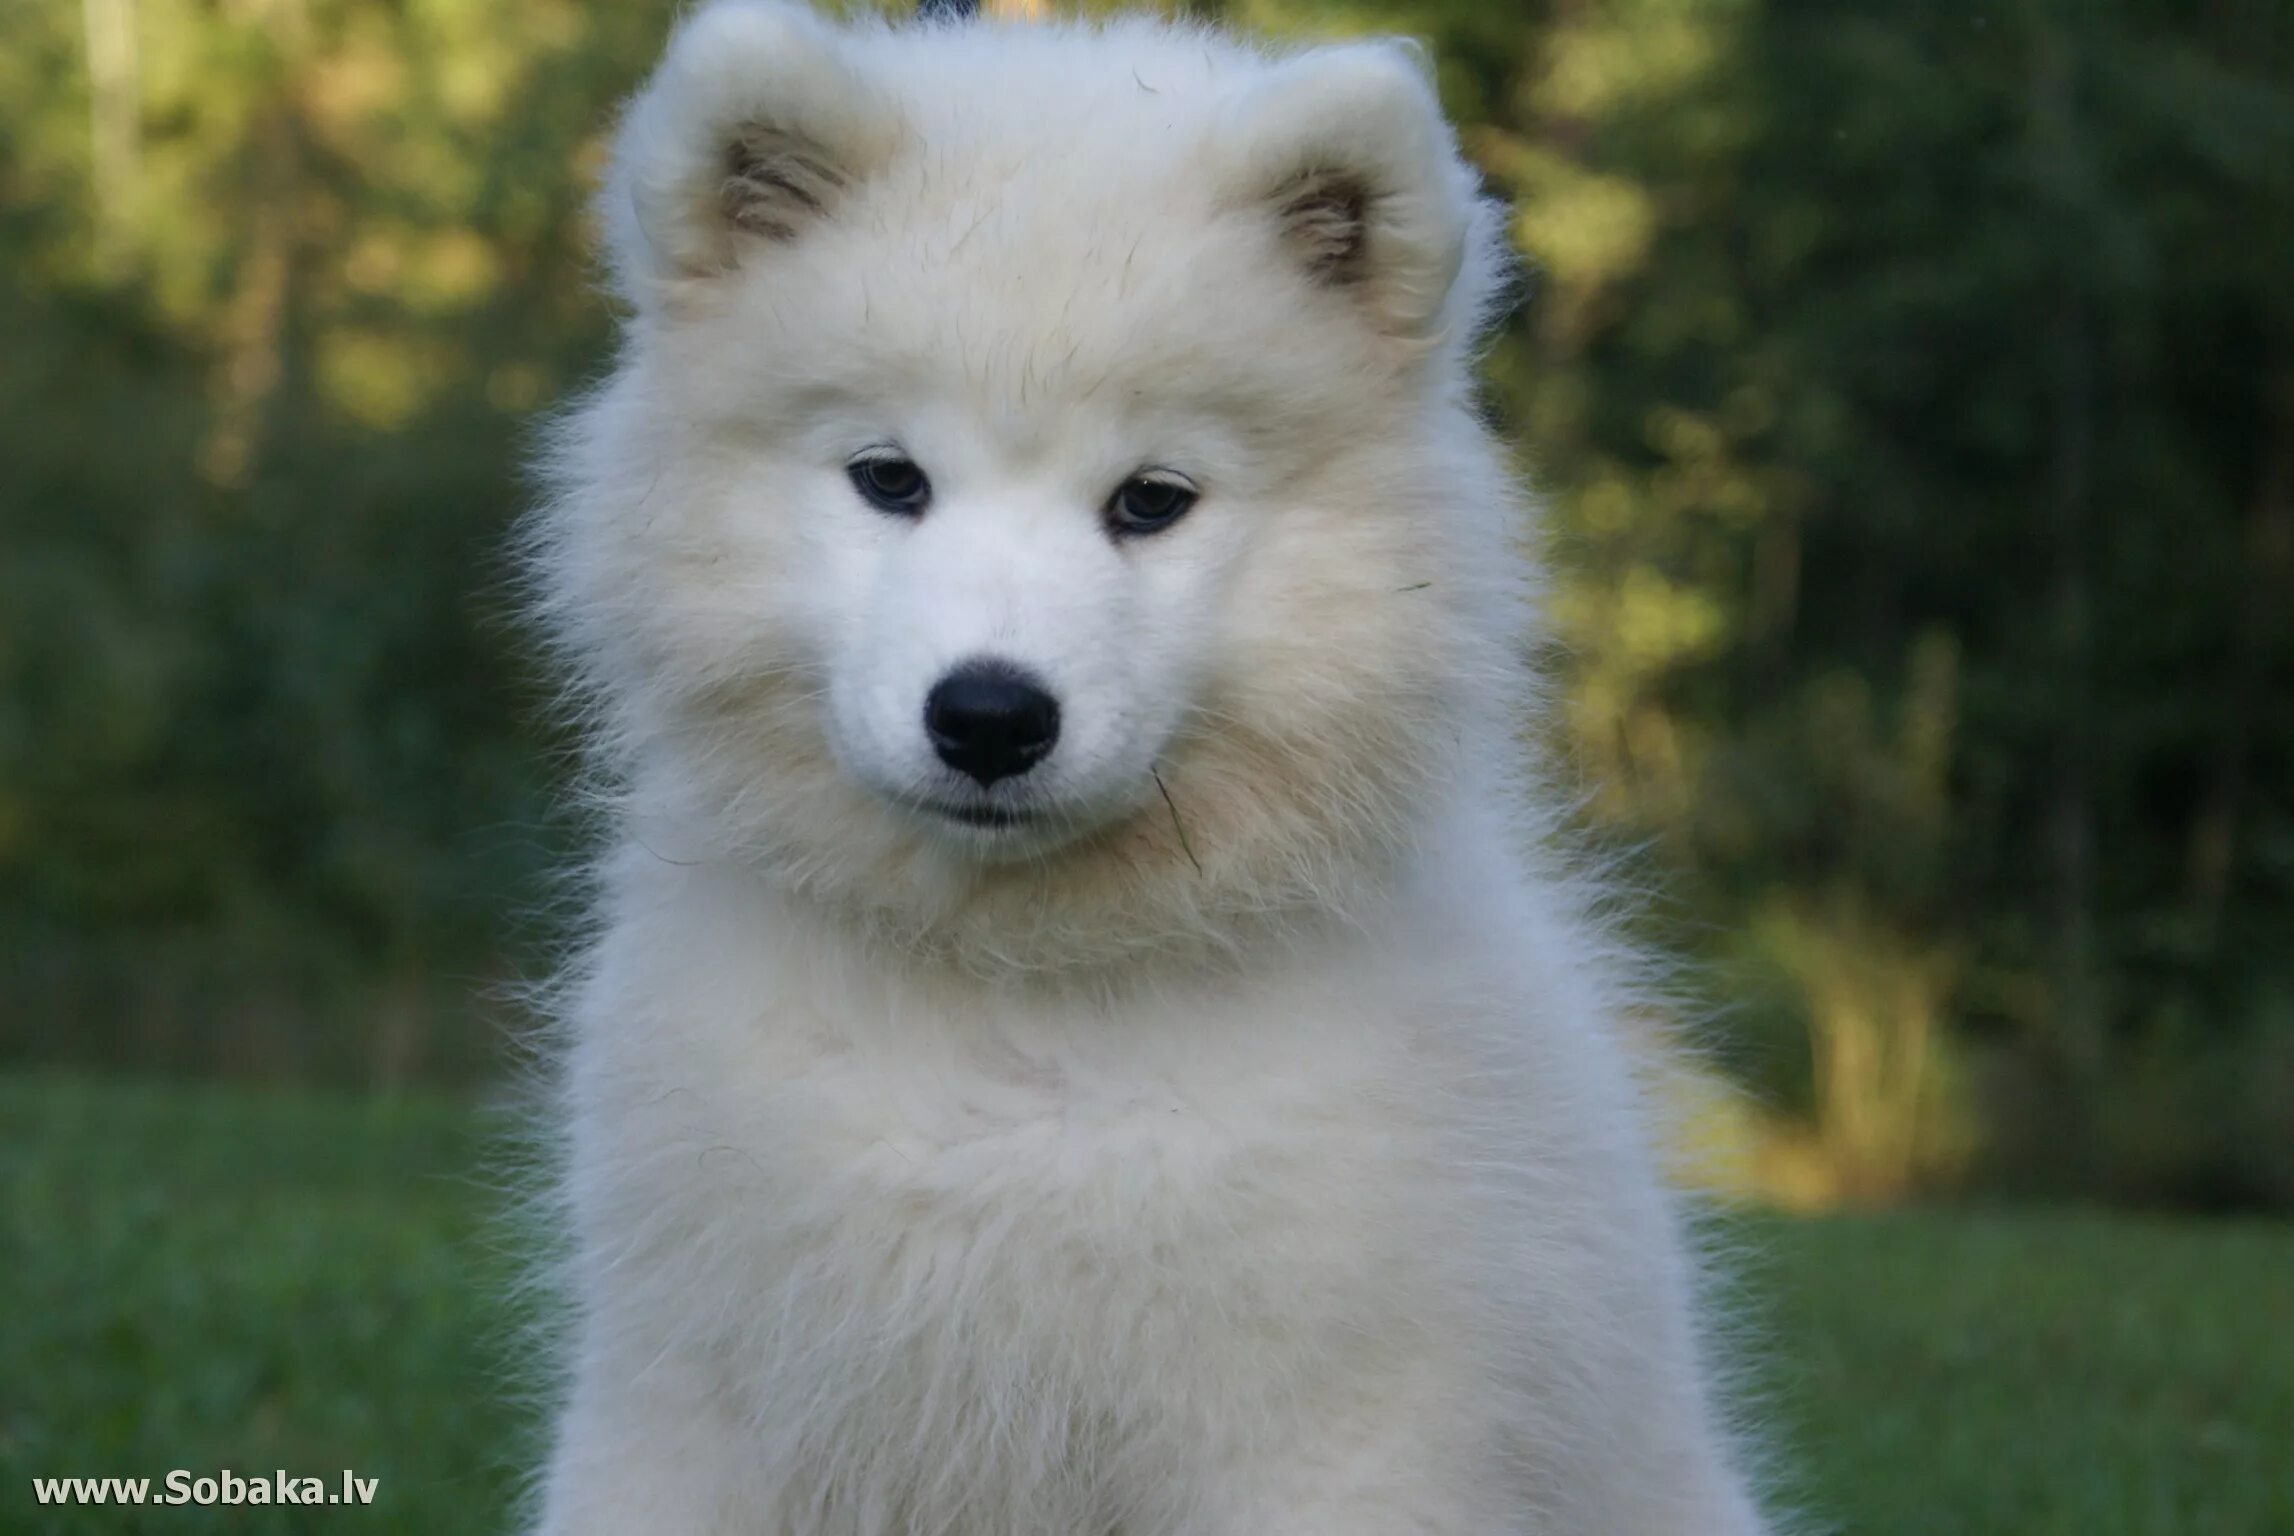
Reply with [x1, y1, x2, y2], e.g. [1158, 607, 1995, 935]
[523, 4, 1769, 1532]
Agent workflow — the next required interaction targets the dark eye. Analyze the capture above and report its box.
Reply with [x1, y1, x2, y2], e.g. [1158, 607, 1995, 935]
[1106, 473, 1198, 537]
[847, 453, 931, 516]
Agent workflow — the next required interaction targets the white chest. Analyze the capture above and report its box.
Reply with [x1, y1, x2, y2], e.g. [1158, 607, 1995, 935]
[565, 879, 1470, 1413]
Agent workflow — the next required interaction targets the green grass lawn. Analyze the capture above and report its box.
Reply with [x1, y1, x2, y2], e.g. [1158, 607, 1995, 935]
[3, 1075, 2290, 1535]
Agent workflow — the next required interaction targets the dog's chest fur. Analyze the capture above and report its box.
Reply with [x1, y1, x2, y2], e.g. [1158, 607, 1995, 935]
[562, 857, 1518, 1518]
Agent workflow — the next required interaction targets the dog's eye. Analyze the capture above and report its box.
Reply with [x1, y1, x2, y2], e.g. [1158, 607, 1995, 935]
[847, 454, 931, 516]
[1106, 473, 1197, 537]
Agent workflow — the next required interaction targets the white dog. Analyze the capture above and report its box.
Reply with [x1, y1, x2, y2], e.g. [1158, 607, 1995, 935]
[523, 3, 1768, 1532]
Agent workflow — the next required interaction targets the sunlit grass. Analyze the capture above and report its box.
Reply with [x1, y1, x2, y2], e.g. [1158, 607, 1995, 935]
[4, 1076, 2289, 1534]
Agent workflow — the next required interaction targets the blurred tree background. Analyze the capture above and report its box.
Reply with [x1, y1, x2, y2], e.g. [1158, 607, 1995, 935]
[1, 0, 2288, 1210]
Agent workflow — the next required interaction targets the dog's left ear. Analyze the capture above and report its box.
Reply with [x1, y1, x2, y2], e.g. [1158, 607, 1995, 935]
[1220, 41, 1493, 343]
[601, 0, 905, 312]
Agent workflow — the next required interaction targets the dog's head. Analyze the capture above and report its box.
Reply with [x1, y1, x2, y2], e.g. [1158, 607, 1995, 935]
[533, 0, 1528, 975]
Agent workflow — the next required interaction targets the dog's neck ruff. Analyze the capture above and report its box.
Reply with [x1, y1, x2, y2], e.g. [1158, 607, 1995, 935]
[770, 807, 1426, 996]
[619, 754, 1467, 999]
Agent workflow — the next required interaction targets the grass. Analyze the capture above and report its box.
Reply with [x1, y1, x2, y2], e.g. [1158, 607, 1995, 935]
[3, 1076, 2290, 1534]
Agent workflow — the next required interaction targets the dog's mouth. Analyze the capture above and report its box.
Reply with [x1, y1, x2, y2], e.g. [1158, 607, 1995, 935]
[904, 796, 1035, 831]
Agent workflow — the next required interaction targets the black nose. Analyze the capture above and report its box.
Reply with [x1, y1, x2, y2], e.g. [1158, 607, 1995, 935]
[924, 661, 1061, 787]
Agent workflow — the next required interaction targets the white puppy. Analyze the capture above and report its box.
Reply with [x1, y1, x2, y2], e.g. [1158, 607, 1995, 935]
[523, 3, 1769, 1532]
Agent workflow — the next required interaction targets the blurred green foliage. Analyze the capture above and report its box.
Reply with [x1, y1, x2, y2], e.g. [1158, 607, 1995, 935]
[1, 0, 2290, 1206]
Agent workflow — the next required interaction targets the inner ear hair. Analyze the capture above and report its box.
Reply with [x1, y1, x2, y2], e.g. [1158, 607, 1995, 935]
[1274, 169, 1374, 286]
[721, 121, 849, 242]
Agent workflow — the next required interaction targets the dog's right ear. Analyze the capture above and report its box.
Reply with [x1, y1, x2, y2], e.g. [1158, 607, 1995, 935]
[602, 0, 903, 311]
[1217, 40, 1488, 345]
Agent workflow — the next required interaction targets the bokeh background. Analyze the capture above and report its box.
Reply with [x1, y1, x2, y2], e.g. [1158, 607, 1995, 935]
[4, 0, 2291, 1531]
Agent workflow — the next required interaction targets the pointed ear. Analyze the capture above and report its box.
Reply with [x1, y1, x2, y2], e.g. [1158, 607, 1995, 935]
[601, 0, 904, 308]
[1218, 41, 1490, 342]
